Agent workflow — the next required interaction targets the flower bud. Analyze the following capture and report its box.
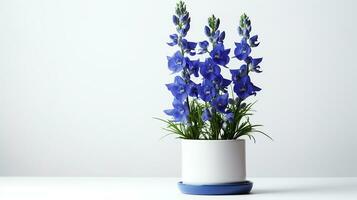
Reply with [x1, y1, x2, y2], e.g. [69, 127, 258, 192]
[181, 13, 189, 22]
[238, 27, 243, 36]
[216, 18, 220, 29]
[186, 17, 191, 25]
[182, 23, 190, 36]
[204, 26, 211, 37]
[218, 31, 225, 42]
[172, 15, 179, 25]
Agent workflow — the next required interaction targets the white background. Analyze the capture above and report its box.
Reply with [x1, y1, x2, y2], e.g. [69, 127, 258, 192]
[0, 0, 356, 176]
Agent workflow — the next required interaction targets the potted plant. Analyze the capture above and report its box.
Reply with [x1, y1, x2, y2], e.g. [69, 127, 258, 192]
[157, 1, 271, 195]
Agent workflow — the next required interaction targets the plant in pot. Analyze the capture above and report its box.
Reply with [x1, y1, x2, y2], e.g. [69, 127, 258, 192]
[157, 1, 271, 195]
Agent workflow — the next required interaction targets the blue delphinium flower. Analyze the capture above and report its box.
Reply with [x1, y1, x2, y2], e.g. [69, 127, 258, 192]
[234, 39, 251, 60]
[211, 93, 229, 113]
[199, 58, 221, 80]
[248, 57, 263, 73]
[188, 59, 200, 77]
[211, 74, 231, 90]
[201, 108, 212, 121]
[233, 75, 261, 100]
[181, 39, 197, 56]
[188, 80, 199, 97]
[164, 99, 189, 122]
[166, 76, 189, 102]
[230, 64, 248, 83]
[198, 41, 209, 54]
[230, 69, 240, 83]
[198, 80, 216, 102]
[167, 51, 186, 73]
[210, 43, 230, 66]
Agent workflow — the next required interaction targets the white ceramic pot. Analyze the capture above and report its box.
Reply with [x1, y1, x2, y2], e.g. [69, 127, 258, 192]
[181, 139, 246, 185]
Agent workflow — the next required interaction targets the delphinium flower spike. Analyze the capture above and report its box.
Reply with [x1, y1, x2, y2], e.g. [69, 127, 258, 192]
[231, 13, 262, 101]
[164, 1, 198, 123]
[197, 15, 232, 122]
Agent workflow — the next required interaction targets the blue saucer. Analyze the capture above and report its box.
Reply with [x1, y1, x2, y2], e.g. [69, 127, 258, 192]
[178, 181, 253, 195]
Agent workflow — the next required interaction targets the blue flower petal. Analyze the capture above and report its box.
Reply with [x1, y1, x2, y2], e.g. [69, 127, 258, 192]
[201, 109, 212, 121]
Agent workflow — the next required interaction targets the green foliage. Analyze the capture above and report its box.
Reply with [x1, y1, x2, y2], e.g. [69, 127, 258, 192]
[156, 99, 272, 141]
[221, 101, 272, 141]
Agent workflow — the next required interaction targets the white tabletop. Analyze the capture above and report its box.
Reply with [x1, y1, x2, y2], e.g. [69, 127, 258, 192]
[0, 177, 356, 200]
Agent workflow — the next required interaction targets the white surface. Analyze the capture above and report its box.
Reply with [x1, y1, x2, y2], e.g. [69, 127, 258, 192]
[1, 0, 357, 177]
[0, 177, 356, 200]
[182, 140, 246, 184]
